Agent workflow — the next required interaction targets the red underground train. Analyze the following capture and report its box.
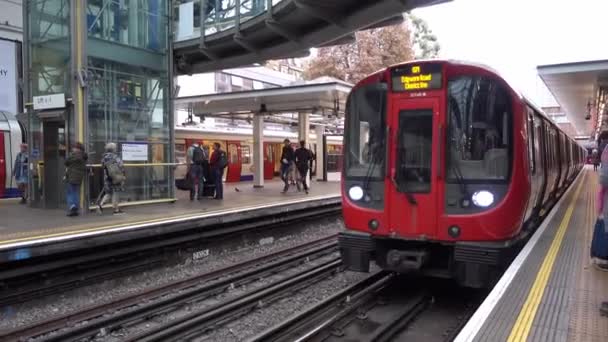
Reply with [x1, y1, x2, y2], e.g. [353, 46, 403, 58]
[339, 60, 585, 287]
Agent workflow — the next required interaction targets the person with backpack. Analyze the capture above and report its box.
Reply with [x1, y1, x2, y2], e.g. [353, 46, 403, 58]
[295, 140, 313, 194]
[187, 142, 207, 200]
[97, 142, 126, 215]
[209, 142, 228, 200]
[64, 142, 88, 216]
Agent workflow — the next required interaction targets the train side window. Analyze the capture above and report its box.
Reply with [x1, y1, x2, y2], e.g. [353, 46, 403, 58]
[527, 110, 535, 174]
[242, 145, 251, 164]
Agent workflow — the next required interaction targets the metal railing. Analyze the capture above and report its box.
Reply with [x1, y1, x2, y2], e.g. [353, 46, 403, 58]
[174, 0, 283, 42]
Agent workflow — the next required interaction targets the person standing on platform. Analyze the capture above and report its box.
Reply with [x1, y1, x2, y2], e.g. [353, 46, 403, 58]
[592, 149, 600, 171]
[295, 140, 313, 194]
[12, 143, 28, 204]
[209, 142, 227, 200]
[187, 142, 207, 200]
[64, 142, 88, 216]
[280, 139, 295, 193]
[97, 143, 126, 215]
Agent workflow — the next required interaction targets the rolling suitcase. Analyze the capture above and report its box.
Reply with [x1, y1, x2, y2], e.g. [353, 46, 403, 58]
[591, 218, 608, 260]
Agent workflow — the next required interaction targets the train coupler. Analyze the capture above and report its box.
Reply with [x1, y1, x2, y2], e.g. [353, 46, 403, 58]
[386, 249, 428, 271]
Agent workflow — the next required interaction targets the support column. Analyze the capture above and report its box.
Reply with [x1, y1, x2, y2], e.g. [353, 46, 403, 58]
[315, 125, 324, 181]
[71, 0, 88, 211]
[298, 112, 310, 143]
[253, 114, 264, 188]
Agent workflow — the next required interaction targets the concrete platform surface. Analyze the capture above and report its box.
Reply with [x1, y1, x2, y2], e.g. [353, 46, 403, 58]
[0, 180, 340, 249]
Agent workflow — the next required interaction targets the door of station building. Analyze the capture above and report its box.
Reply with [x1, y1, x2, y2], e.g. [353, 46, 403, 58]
[42, 121, 66, 208]
[225, 141, 242, 182]
[388, 98, 440, 238]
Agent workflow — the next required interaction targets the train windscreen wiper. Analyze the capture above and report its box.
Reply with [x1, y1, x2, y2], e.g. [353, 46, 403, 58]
[448, 153, 470, 202]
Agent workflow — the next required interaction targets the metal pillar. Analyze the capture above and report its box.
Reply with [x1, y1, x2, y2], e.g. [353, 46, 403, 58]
[71, 0, 88, 211]
[128, 0, 139, 46]
[315, 125, 324, 181]
[253, 114, 264, 188]
[298, 112, 310, 143]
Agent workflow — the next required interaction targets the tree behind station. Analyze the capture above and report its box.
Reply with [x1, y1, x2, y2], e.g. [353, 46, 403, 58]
[303, 14, 440, 84]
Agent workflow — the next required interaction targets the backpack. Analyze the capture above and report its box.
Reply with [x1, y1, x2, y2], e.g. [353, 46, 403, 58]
[106, 159, 125, 185]
[218, 151, 228, 169]
[192, 146, 205, 164]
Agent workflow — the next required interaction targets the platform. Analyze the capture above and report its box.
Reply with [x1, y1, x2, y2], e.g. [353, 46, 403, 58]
[456, 167, 608, 342]
[0, 180, 340, 260]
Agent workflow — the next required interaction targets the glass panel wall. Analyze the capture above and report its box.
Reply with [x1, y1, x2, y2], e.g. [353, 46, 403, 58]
[86, 0, 172, 205]
[26, 0, 72, 208]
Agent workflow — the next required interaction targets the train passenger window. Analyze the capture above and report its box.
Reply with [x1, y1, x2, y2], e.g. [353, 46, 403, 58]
[447, 76, 512, 181]
[527, 111, 535, 174]
[242, 145, 251, 164]
[396, 109, 433, 193]
[344, 83, 387, 179]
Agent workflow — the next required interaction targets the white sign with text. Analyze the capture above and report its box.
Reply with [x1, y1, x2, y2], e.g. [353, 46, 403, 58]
[33, 93, 66, 110]
[122, 143, 148, 161]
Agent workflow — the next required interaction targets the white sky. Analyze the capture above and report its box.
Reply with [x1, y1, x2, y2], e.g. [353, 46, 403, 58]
[412, 0, 608, 106]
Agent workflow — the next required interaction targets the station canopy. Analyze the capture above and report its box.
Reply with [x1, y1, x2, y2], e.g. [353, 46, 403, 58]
[174, 78, 352, 132]
[538, 59, 608, 139]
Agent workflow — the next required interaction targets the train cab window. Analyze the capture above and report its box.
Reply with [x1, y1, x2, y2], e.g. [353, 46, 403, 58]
[447, 76, 511, 181]
[395, 109, 433, 192]
[344, 83, 387, 179]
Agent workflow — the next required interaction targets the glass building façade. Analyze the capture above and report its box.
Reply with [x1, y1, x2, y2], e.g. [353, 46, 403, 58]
[23, 0, 173, 209]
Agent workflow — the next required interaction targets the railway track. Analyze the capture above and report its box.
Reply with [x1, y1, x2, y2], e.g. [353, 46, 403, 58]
[250, 274, 482, 342]
[0, 205, 340, 307]
[1, 235, 341, 342]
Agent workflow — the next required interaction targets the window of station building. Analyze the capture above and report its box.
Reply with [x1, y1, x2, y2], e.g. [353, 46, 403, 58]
[447, 75, 512, 181]
[242, 145, 251, 164]
[215, 73, 231, 93]
[231, 75, 244, 90]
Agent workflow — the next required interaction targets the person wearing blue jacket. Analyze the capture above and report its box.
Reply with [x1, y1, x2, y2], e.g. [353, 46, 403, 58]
[12, 143, 28, 204]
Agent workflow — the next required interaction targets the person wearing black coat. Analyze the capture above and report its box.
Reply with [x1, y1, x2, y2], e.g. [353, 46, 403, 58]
[64, 142, 88, 216]
[280, 139, 295, 193]
[295, 140, 313, 194]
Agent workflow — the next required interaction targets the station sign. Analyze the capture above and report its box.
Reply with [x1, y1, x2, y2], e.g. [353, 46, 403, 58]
[33, 93, 66, 110]
[391, 63, 443, 92]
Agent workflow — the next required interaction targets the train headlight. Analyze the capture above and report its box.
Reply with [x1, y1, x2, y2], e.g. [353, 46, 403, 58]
[348, 186, 364, 201]
[472, 190, 494, 207]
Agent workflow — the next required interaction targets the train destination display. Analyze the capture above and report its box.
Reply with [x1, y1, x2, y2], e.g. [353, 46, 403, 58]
[391, 64, 442, 91]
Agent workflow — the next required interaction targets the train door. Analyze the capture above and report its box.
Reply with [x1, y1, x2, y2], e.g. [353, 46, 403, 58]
[263, 142, 274, 179]
[388, 98, 440, 238]
[0, 132, 5, 198]
[225, 141, 242, 182]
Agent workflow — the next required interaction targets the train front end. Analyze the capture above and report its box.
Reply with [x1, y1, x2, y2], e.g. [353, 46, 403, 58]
[339, 61, 530, 287]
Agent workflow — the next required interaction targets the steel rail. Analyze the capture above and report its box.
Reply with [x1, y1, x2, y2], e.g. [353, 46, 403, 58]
[1, 235, 338, 341]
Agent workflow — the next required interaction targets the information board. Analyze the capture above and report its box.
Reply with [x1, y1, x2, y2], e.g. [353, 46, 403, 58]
[122, 143, 148, 161]
[391, 63, 443, 92]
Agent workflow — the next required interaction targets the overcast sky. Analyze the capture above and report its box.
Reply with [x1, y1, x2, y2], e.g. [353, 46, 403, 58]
[412, 0, 608, 106]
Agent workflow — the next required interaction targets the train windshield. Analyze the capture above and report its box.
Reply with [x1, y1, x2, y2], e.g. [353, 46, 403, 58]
[447, 76, 512, 181]
[344, 83, 387, 179]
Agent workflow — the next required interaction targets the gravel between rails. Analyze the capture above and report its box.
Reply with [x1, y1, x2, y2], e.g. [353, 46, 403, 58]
[192, 267, 378, 342]
[0, 217, 344, 332]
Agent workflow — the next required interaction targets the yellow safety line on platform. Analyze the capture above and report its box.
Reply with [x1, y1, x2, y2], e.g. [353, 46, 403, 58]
[0, 195, 338, 247]
[507, 172, 586, 342]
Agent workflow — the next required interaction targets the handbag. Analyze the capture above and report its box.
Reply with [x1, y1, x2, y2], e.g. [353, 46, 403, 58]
[175, 173, 193, 191]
